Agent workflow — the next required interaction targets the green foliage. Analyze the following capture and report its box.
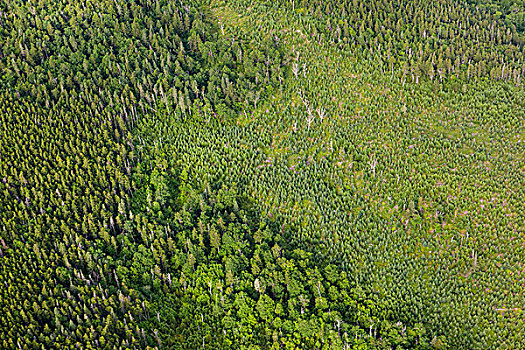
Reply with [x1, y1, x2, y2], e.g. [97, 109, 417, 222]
[1, 0, 525, 349]
[0, 0, 286, 121]
[125, 177, 429, 349]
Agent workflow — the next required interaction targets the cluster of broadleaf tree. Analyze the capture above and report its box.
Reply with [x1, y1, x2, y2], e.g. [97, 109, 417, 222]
[1, 0, 524, 349]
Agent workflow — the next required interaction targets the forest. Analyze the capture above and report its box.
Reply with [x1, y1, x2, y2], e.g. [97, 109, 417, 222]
[0, 0, 524, 349]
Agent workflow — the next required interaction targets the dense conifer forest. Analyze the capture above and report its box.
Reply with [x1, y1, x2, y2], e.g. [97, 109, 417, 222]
[0, 0, 524, 349]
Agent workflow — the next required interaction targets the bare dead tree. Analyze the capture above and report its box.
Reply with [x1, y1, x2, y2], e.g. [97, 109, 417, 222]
[316, 106, 326, 122]
[292, 62, 300, 78]
[298, 90, 314, 130]
[253, 90, 260, 109]
[368, 155, 378, 178]
[306, 105, 314, 130]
